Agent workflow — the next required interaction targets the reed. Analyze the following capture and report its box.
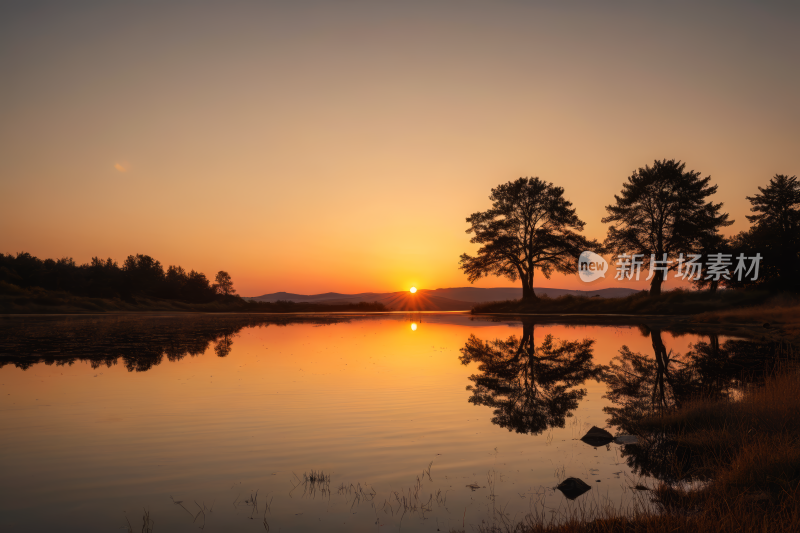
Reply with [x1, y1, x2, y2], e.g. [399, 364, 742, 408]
[125, 508, 154, 533]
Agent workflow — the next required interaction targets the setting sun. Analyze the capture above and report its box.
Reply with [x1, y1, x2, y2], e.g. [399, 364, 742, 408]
[1, 2, 798, 532]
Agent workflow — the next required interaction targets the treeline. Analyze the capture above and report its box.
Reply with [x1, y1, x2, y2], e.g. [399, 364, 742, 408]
[603, 168, 800, 293]
[0, 253, 234, 303]
[0, 253, 388, 313]
[716, 174, 800, 292]
[462, 162, 799, 301]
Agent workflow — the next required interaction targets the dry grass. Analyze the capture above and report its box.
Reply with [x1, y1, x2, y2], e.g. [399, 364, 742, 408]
[692, 296, 800, 343]
[644, 368, 800, 492]
[448, 488, 800, 532]
[451, 367, 800, 533]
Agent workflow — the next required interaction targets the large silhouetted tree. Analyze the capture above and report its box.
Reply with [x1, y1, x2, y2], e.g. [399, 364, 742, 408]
[602, 159, 732, 295]
[460, 177, 600, 301]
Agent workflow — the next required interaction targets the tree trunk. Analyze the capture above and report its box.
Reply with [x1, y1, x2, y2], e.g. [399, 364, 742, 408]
[521, 283, 537, 302]
[521, 268, 537, 302]
[709, 280, 718, 294]
[649, 270, 666, 296]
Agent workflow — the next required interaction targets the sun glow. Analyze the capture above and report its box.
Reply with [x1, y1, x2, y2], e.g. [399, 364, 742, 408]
[409, 287, 417, 293]
[410, 323, 417, 331]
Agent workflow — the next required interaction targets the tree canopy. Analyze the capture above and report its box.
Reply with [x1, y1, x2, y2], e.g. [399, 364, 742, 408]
[215, 271, 236, 296]
[743, 174, 800, 290]
[602, 159, 732, 295]
[460, 177, 600, 301]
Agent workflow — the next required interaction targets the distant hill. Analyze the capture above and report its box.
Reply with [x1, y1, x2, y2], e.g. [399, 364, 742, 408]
[422, 287, 640, 302]
[246, 287, 641, 311]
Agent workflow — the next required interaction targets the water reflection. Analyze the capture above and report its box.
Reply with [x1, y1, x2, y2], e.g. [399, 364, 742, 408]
[1, 315, 796, 531]
[603, 329, 695, 428]
[459, 319, 601, 435]
[0, 315, 351, 371]
[603, 330, 798, 483]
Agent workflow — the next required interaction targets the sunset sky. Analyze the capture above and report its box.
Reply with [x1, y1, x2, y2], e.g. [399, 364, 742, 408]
[1, 1, 798, 296]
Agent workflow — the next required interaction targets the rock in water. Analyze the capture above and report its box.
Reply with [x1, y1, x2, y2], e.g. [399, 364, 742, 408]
[556, 478, 592, 500]
[580, 426, 614, 447]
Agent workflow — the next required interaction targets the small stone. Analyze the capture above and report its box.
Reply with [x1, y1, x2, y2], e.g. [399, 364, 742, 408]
[581, 426, 614, 447]
[556, 477, 592, 500]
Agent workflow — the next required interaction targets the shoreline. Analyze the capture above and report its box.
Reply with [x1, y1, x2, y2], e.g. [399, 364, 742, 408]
[2, 309, 795, 344]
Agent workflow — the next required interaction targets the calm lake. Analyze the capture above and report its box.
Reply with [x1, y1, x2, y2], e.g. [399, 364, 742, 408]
[0, 314, 775, 532]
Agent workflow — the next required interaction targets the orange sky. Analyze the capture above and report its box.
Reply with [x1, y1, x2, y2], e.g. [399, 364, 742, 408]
[1, 1, 798, 296]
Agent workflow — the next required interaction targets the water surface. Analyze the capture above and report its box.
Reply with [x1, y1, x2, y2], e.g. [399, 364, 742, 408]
[0, 314, 763, 532]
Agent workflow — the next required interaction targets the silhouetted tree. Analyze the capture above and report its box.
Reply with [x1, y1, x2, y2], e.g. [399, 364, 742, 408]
[459, 321, 600, 435]
[602, 160, 732, 295]
[460, 177, 600, 301]
[215, 271, 236, 296]
[86, 257, 122, 298]
[182, 270, 215, 302]
[163, 265, 189, 299]
[745, 174, 800, 290]
[122, 254, 164, 297]
[689, 232, 729, 293]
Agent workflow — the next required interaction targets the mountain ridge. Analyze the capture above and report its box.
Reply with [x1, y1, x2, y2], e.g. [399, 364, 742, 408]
[245, 287, 641, 311]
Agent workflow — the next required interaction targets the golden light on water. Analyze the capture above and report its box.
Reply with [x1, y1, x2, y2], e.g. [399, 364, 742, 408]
[410, 323, 417, 331]
[410, 287, 417, 293]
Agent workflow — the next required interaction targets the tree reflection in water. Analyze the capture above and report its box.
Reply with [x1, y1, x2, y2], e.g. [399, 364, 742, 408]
[459, 320, 601, 435]
[214, 332, 236, 357]
[603, 328, 696, 428]
[603, 329, 798, 483]
[0, 315, 352, 371]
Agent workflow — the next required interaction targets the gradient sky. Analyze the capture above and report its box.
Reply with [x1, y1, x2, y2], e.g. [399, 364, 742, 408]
[1, 1, 798, 296]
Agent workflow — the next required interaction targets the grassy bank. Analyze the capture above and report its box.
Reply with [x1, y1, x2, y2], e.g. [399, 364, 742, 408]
[0, 282, 386, 314]
[451, 367, 800, 533]
[472, 289, 781, 316]
[693, 300, 800, 344]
